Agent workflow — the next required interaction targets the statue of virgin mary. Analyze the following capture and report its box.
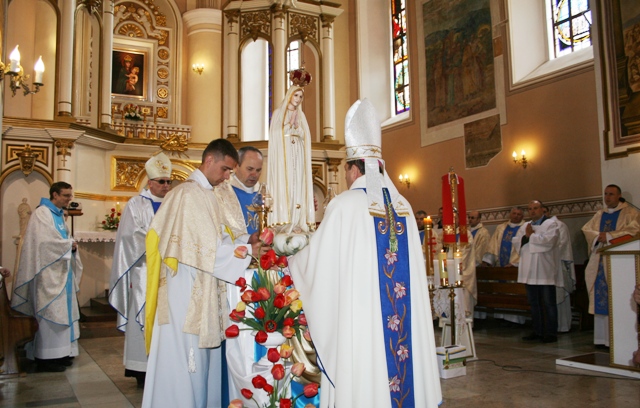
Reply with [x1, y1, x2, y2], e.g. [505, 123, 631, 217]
[267, 85, 315, 237]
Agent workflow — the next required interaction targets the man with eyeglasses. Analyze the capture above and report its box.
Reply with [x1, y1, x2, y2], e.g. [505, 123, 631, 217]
[109, 152, 173, 388]
[12, 181, 83, 372]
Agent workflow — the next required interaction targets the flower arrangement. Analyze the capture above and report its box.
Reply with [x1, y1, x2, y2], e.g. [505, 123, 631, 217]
[101, 207, 120, 230]
[225, 228, 307, 344]
[123, 103, 143, 121]
[228, 349, 318, 408]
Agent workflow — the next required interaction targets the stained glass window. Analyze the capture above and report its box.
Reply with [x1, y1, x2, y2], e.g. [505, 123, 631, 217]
[392, 0, 409, 114]
[550, 0, 591, 59]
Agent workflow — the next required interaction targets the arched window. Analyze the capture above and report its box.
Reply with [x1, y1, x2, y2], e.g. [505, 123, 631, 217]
[392, 0, 410, 114]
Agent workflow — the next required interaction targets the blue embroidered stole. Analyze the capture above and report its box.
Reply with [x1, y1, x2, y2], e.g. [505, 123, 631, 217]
[39, 198, 76, 340]
[594, 211, 621, 315]
[232, 186, 259, 234]
[373, 189, 415, 408]
[499, 225, 520, 267]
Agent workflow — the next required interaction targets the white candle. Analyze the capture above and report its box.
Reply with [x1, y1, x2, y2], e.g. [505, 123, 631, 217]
[9, 45, 21, 74]
[34, 56, 44, 84]
[454, 249, 463, 283]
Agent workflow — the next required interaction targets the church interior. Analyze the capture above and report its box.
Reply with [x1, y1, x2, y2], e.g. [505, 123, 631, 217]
[1, 0, 640, 406]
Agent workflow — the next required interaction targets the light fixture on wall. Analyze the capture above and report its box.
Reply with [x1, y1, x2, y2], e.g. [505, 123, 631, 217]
[512, 150, 528, 168]
[0, 45, 45, 96]
[192, 63, 204, 75]
[398, 174, 410, 188]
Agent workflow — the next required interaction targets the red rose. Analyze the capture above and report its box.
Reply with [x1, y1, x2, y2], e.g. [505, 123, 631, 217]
[267, 348, 281, 363]
[235, 277, 247, 289]
[229, 309, 245, 322]
[283, 318, 294, 327]
[250, 291, 262, 303]
[102, 221, 106, 224]
[276, 255, 288, 268]
[264, 320, 277, 332]
[254, 307, 266, 319]
[257, 287, 271, 301]
[241, 388, 253, 399]
[260, 250, 277, 270]
[298, 313, 307, 326]
[117, 212, 122, 216]
[303, 383, 319, 398]
[273, 294, 286, 308]
[263, 384, 274, 395]
[111, 208, 116, 212]
[255, 330, 268, 344]
[241, 290, 255, 303]
[271, 363, 285, 380]
[225, 325, 240, 338]
[280, 275, 293, 287]
[251, 375, 267, 389]
[279, 399, 292, 408]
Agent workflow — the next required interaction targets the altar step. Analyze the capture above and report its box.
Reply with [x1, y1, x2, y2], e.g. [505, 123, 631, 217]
[80, 290, 117, 323]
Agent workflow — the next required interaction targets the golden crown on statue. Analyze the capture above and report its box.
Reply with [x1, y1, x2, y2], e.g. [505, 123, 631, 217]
[289, 66, 312, 87]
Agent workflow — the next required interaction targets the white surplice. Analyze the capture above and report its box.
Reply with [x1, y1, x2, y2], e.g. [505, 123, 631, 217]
[109, 189, 161, 372]
[12, 201, 83, 360]
[142, 170, 252, 408]
[289, 175, 442, 408]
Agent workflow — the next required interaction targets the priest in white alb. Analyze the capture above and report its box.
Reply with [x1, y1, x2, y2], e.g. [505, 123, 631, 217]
[289, 99, 442, 408]
[582, 184, 640, 347]
[142, 139, 266, 408]
[108, 152, 172, 387]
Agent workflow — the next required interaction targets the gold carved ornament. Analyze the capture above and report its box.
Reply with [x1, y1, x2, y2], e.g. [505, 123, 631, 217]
[289, 13, 319, 43]
[241, 11, 271, 41]
[16, 145, 39, 177]
[160, 134, 189, 157]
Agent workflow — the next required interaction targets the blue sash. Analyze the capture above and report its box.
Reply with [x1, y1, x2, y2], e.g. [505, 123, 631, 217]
[40, 198, 76, 340]
[141, 195, 162, 213]
[499, 225, 520, 266]
[232, 186, 259, 234]
[373, 189, 415, 408]
[594, 211, 621, 315]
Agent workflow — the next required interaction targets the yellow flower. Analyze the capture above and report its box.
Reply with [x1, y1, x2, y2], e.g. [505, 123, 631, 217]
[290, 299, 302, 312]
[235, 301, 246, 312]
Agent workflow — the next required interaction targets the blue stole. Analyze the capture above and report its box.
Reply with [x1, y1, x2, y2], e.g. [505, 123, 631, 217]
[141, 196, 162, 213]
[594, 211, 621, 315]
[373, 189, 415, 408]
[471, 228, 478, 238]
[39, 198, 76, 341]
[419, 230, 425, 244]
[232, 186, 259, 234]
[499, 225, 520, 267]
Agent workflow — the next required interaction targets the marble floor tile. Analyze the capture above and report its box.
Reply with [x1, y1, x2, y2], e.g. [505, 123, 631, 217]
[1, 319, 639, 407]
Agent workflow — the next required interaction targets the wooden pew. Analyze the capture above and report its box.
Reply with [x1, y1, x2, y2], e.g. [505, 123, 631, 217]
[475, 266, 531, 317]
[0, 279, 37, 377]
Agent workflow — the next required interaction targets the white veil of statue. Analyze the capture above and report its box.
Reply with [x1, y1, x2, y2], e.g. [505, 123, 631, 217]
[267, 85, 315, 236]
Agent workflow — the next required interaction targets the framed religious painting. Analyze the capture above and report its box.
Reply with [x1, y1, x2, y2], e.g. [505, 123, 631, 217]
[416, 0, 506, 149]
[597, 0, 640, 158]
[111, 49, 147, 99]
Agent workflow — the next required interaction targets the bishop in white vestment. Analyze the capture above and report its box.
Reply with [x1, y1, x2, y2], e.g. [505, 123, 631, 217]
[289, 100, 442, 408]
[109, 152, 172, 386]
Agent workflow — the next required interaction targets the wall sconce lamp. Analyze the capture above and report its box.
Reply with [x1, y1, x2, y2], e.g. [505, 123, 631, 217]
[512, 150, 528, 168]
[192, 63, 204, 75]
[0, 45, 45, 97]
[398, 174, 411, 188]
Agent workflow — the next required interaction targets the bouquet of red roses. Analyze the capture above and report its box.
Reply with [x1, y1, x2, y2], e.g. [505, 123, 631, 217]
[228, 347, 319, 408]
[225, 228, 307, 344]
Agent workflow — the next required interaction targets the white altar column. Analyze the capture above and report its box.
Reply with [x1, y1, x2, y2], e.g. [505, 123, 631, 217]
[100, 0, 114, 128]
[320, 15, 336, 142]
[49, 131, 82, 183]
[272, 5, 286, 107]
[224, 10, 240, 142]
[57, 0, 76, 117]
[184, 9, 223, 144]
